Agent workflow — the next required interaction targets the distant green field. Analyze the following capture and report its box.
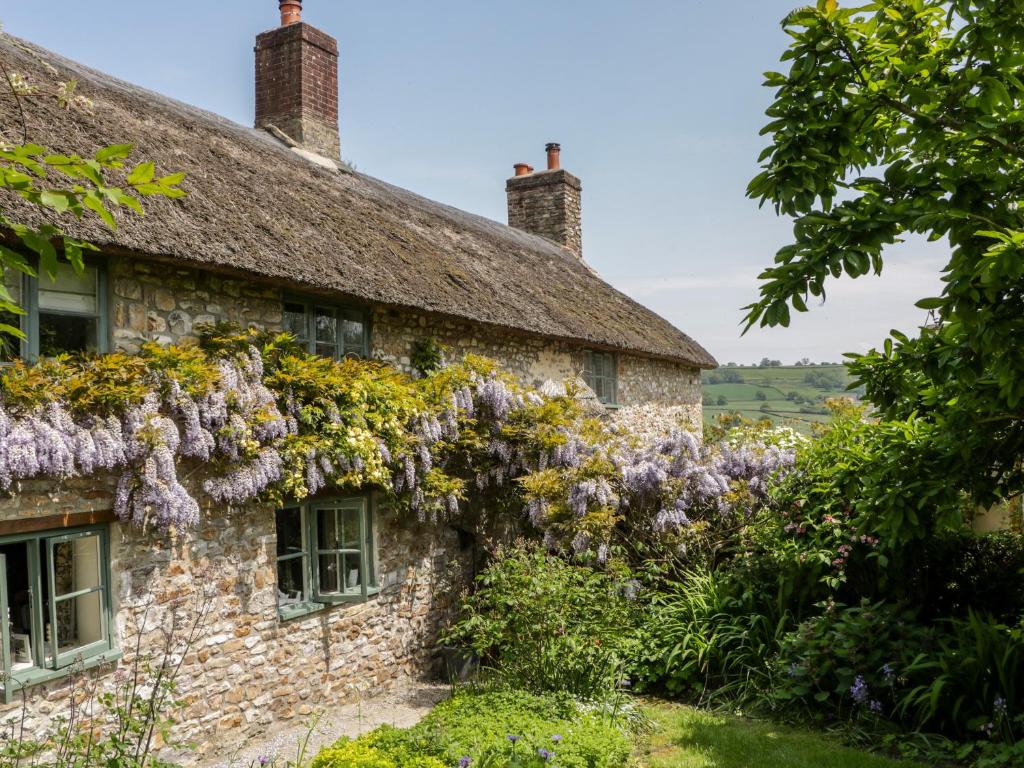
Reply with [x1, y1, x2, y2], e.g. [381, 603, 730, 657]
[703, 365, 862, 434]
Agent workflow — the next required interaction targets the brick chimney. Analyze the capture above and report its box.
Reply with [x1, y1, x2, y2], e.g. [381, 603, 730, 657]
[506, 143, 583, 259]
[255, 1, 340, 159]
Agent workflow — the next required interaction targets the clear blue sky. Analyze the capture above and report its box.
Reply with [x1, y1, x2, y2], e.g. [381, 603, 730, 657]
[1, 1, 945, 365]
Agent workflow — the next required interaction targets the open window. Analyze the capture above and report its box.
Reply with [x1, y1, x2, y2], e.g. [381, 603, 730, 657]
[274, 495, 377, 620]
[1, 260, 109, 362]
[0, 526, 114, 700]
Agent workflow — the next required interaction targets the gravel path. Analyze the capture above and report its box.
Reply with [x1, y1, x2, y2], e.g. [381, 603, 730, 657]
[202, 682, 451, 767]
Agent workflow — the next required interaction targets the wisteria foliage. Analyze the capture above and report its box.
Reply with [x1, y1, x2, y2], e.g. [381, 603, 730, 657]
[0, 335, 797, 551]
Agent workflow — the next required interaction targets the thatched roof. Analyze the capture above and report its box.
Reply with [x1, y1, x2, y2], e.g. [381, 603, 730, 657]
[0, 34, 716, 368]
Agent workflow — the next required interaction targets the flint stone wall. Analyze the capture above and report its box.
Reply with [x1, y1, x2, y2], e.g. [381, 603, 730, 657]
[0, 475, 463, 762]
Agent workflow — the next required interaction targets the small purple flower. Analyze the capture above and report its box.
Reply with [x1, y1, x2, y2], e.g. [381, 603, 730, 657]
[994, 696, 1008, 718]
[849, 675, 869, 705]
[258, 757, 270, 767]
[507, 735, 521, 743]
[537, 748, 552, 760]
[459, 758, 471, 768]
[869, 700, 883, 714]
[551, 734, 562, 744]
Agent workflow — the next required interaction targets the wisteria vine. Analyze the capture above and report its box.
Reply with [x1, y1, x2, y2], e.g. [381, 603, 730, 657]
[0, 331, 798, 555]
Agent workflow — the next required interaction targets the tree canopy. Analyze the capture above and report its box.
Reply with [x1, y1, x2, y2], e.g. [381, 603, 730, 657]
[748, 0, 1024, 515]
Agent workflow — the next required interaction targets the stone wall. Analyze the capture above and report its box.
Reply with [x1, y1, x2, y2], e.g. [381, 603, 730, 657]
[109, 257, 282, 353]
[105, 255, 703, 411]
[0, 476, 464, 762]
[370, 306, 587, 388]
[617, 355, 703, 412]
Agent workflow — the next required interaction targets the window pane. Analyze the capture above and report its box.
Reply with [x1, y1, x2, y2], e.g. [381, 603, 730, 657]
[283, 302, 309, 345]
[276, 508, 304, 557]
[318, 509, 338, 549]
[342, 506, 360, 548]
[315, 308, 337, 343]
[318, 553, 340, 594]
[54, 591, 104, 652]
[38, 264, 98, 313]
[315, 308, 337, 358]
[342, 319, 365, 356]
[39, 313, 98, 357]
[343, 552, 362, 593]
[52, 535, 102, 596]
[277, 556, 307, 605]
[2, 542, 34, 671]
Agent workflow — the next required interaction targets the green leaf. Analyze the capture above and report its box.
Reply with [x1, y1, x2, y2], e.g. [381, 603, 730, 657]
[127, 162, 155, 185]
[82, 192, 117, 229]
[95, 143, 133, 164]
[39, 190, 73, 214]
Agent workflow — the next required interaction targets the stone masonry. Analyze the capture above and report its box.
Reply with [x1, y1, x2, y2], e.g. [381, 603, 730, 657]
[506, 169, 584, 259]
[107, 254, 701, 410]
[0, 475, 464, 762]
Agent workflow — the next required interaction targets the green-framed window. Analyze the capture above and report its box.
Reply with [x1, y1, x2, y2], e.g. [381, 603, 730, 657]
[282, 296, 370, 360]
[275, 495, 378, 620]
[583, 350, 618, 406]
[0, 525, 116, 700]
[1, 260, 109, 362]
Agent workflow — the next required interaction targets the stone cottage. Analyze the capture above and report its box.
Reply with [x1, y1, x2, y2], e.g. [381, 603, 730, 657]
[0, 2, 715, 757]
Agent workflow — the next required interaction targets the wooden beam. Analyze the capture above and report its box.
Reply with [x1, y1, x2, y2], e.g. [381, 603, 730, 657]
[0, 509, 116, 537]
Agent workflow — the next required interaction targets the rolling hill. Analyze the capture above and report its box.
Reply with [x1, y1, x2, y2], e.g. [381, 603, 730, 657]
[702, 364, 862, 433]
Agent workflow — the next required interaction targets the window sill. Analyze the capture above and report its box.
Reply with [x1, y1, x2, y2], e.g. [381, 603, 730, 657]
[278, 600, 327, 622]
[278, 588, 381, 622]
[2, 648, 122, 704]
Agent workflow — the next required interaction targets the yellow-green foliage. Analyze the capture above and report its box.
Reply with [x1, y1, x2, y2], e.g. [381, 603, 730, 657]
[311, 737, 446, 768]
[309, 741, 394, 768]
[267, 354, 423, 500]
[0, 354, 151, 415]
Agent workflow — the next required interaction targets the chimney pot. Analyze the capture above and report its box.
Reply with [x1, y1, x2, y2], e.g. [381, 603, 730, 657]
[545, 142, 561, 170]
[513, 163, 533, 177]
[279, 0, 302, 26]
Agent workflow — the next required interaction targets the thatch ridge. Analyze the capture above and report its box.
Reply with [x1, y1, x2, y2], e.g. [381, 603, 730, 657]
[0, 34, 717, 368]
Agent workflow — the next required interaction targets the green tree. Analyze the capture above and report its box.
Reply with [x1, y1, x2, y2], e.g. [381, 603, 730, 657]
[746, 0, 1024, 527]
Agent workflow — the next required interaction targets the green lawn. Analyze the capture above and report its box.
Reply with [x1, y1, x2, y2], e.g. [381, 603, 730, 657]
[641, 703, 925, 768]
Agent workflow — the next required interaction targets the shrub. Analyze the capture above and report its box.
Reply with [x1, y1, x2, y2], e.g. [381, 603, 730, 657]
[633, 568, 786, 703]
[405, 689, 633, 768]
[905, 531, 1024, 622]
[897, 612, 1023, 740]
[311, 742, 396, 768]
[771, 600, 931, 723]
[441, 543, 642, 700]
